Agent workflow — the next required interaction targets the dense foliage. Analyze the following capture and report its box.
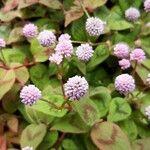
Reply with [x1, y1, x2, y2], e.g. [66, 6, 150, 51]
[0, 0, 150, 150]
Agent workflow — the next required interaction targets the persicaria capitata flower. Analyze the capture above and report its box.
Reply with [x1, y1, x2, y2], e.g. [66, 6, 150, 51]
[49, 53, 63, 65]
[22, 147, 33, 150]
[115, 74, 135, 95]
[55, 39, 73, 58]
[118, 59, 131, 70]
[85, 17, 105, 37]
[37, 30, 56, 47]
[145, 105, 150, 120]
[130, 48, 146, 63]
[20, 84, 42, 106]
[76, 43, 94, 61]
[22, 23, 38, 38]
[144, 0, 150, 12]
[113, 42, 129, 59]
[125, 7, 140, 21]
[64, 75, 89, 100]
[0, 38, 6, 48]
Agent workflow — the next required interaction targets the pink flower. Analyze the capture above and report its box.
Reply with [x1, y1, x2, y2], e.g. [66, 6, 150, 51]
[20, 84, 42, 106]
[115, 74, 135, 95]
[125, 7, 140, 21]
[85, 17, 105, 37]
[119, 59, 131, 70]
[23, 23, 38, 38]
[49, 53, 63, 65]
[130, 48, 146, 63]
[64, 76, 89, 100]
[76, 43, 94, 61]
[144, 0, 150, 12]
[37, 30, 56, 47]
[113, 43, 129, 59]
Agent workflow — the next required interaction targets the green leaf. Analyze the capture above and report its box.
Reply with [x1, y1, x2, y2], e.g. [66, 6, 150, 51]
[87, 44, 109, 71]
[51, 112, 89, 133]
[71, 16, 87, 41]
[35, 18, 59, 31]
[107, 12, 133, 30]
[1, 48, 26, 64]
[7, 27, 23, 44]
[135, 63, 149, 84]
[119, 119, 138, 141]
[19, 104, 54, 124]
[37, 131, 58, 149]
[107, 97, 132, 122]
[90, 86, 111, 117]
[28, 95, 67, 117]
[0, 69, 16, 100]
[22, 5, 46, 19]
[30, 39, 49, 62]
[29, 64, 50, 89]
[91, 121, 132, 150]
[62, 139, 78, 150]
[20, 124, 47, 149]
[72, 98, 100, 126]
[72, 57, 86, 75]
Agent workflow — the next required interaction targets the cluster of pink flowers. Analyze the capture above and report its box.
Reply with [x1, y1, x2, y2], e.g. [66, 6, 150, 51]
[113, 42, 146, 70]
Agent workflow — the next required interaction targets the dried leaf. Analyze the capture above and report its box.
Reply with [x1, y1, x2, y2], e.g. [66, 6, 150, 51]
[0, 136, 7, 150]
[2, 0, 19, 13]
[65, 6, 84, 27]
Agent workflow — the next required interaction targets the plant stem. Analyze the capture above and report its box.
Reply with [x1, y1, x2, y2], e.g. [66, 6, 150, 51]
[0, 50, 6, 65]
[79, 0, 90, 18]
[42, 99, 61, 109]
[54, 133, 66, 149]
[132, 61, 138, 76]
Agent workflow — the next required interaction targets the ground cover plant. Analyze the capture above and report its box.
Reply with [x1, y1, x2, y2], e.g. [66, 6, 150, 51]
[0, 0, 150, 149]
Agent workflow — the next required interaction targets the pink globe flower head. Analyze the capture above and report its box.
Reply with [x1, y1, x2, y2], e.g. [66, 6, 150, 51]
[22, 147, 33, 150]
[144, 0, 150, 12]
[58, 33, 71, 42]
[115, 74, 135, 95]
[145, 105, 150, 120]
[146, 73, 150, 85]
[22, 23, 38, 38]
[49, 53, 63, 65]
[37, 30, 56, 47]
[119, 59, 131, 70]
[113, 42, 129, 59]
[125, 7, 140, 21]
[130, 48, 146, 63]
[55, 40, 73, 58]
[0, 38, 6, 48]
[64, 75, 89, 100]
[20, 84, 42, 106]
[76, 43, 94, 62]
[85, 17, 105, 37]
